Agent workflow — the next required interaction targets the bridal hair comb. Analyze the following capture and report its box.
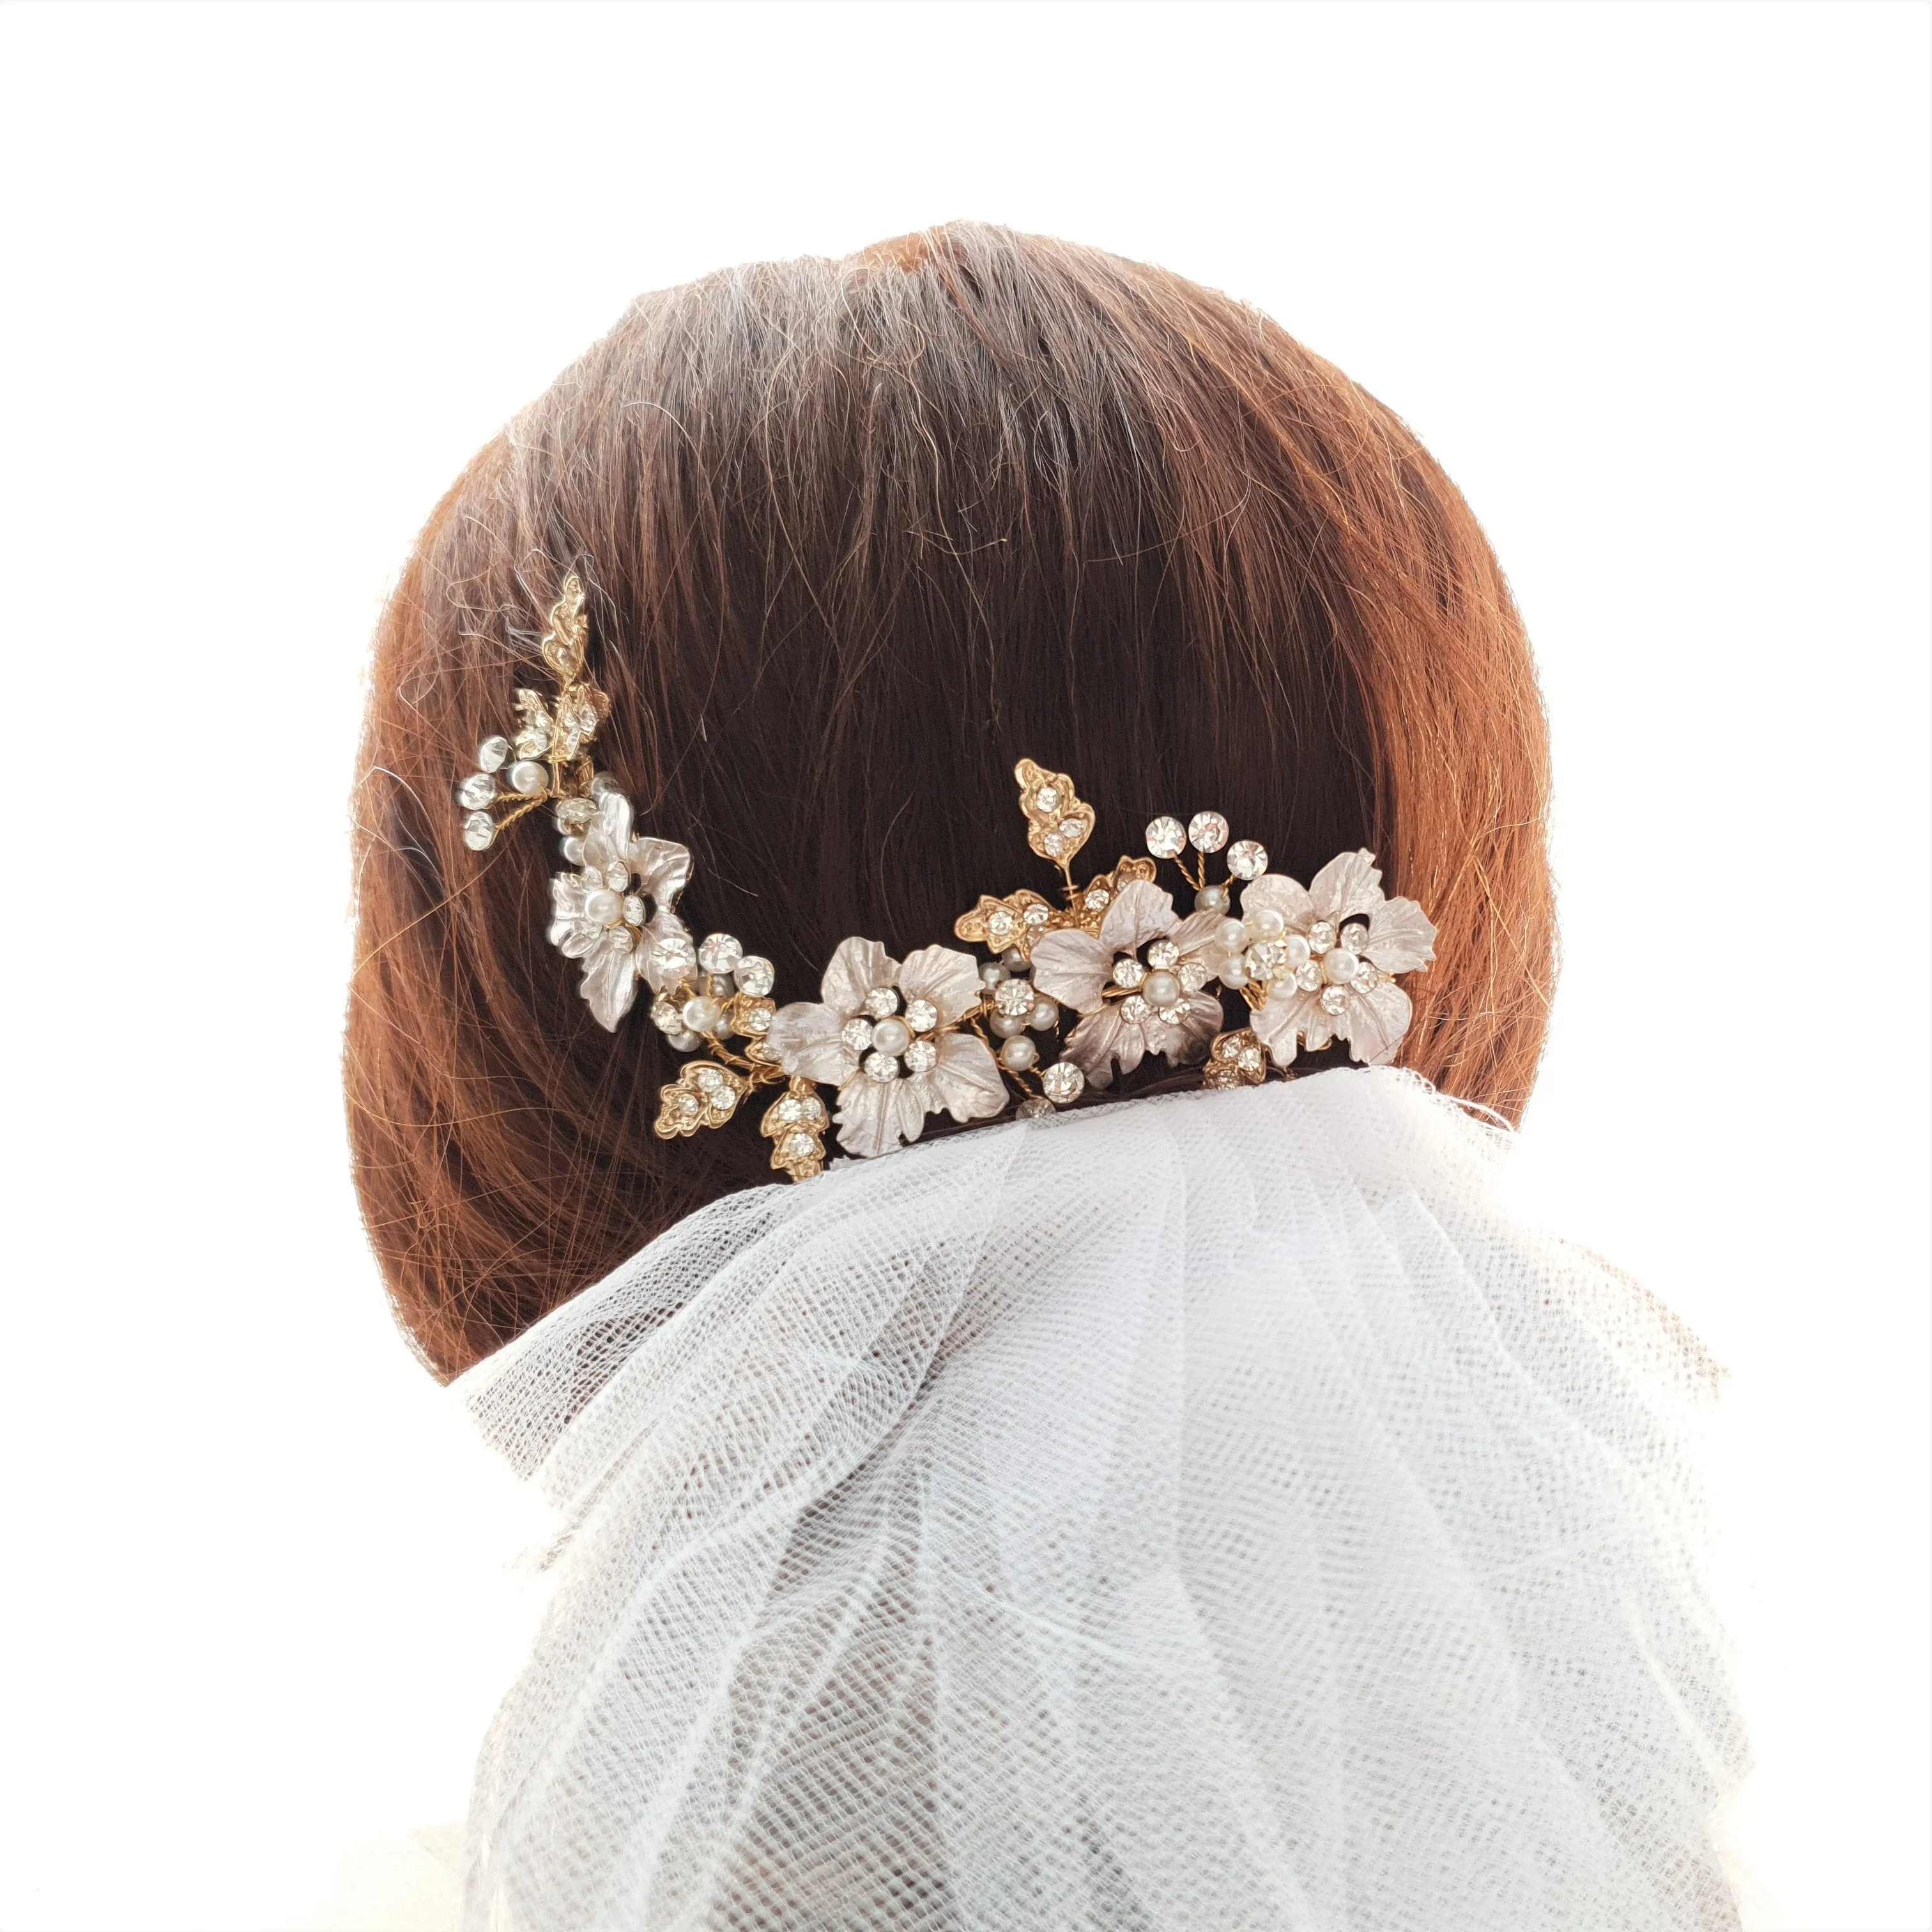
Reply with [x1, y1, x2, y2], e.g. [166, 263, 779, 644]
[456, 576, 1438, 1180]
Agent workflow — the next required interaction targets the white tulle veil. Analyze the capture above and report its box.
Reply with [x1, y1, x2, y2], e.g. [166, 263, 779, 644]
[452, 1068, 1746, 1930]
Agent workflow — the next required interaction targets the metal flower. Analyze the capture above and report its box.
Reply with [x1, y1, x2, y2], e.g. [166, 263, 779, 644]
[767, 939, 1006, 1158]
[1235, 850, 1436, 1067]
[1029, 878, 1235, 1082]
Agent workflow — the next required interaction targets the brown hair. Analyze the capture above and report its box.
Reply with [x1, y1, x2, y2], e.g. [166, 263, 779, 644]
[346, 224, 1554, 1380]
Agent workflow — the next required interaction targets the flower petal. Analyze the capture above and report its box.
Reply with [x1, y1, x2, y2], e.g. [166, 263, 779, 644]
[1308, 849, 1384, 924]
[1364, 896, 1436, 975]
[820, 937, 896, 1016]
[547, 873, 592, 947]
[1170, 910, 1245, 980]
[629, 837, 692, 914]
[1250, 985, 1322, 1066]
[1239, 874, 1314, 932]
[1138, 990, 1222, 1065]
[768, 1001, 857, 1085]
[1098, 878, 1177, 953]
[833, 1073, 924, 1159]
[1065, 1004, 1146, 1080]
[580, 926, 639, 1031]
[1343, 979, 1414, 1066]
[583, 792, 636, 884]
[896, 945, 984, 1027]
[922, 1030, 1008, 1124]
[1029, 928, 1115, 1014]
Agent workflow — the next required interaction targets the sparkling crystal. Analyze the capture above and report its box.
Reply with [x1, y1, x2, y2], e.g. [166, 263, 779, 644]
[1121, 993, 1150, 1023]
[476, 736, 511, 773]
[652, 934, 698, 979]
[1036, 785, 1060, 811]
[555, 796, 597, 831]
[461, 811, 494, 851]
[457, 772, 496, 809]
[697, 932, 742, 975]
[1188, 811, 1229, 853]
[1245, 941, 1285, 979]
[1238, 1046, 1264, 1073]
[740, 1005, 771, 1034]
[1043, 832, 1066, 857]
[1320, 985, 1351, 1016]
[862, 1049, 901, 1082]
[677, 1092, 701, 1116]
[691, 1065, 724, 1091]
[1296, 960, 1324, 992]
[903, 1038, 938, 1074]
[508, 760, 547, 796]
[589, 772, 624, 799]
[651, 997, 680, 1031]
[1084, 888, 1110, 912]
[987, 908, 1016, 938]
[1308, 920, 1337, 953]
[1023, 903, 1052, 926]
[1145, 815, 1187, 859]
[1112, 956, 1146, 989]
[995, 976, 1034, 1016]
[1146, 938, 1179, 970]
[713, 1089, 737, 1115]
[782, 1130, 818, 1160]
[903, 998, 939, 1032]
[1340, 921, 1369, 951]
[1041, 1061, 1085, 1105]
[1016, 1096, 1054, 1119]
[798, 1095, 825, 1124]
[618, 894, 642, 926]
[1179, 958, 1210, 992]
[1059, 816, 1087, 845]
[1226, 839, 1268, 880]
[735, 955, 775, 996]
[863, 986, 900, 1018]
[1155, 1003, 1184, 1024]
[840, 1018, 875, 1054]
[775, 1098, 803, 1124]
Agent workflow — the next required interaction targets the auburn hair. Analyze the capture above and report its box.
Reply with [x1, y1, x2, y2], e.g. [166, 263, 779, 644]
[346, 224, 1555, 1379]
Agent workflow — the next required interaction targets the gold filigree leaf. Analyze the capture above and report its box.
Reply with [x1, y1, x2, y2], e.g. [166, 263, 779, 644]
[513, 689, 554, 760]
[727, 993, 777, 1050]
[654, 1059, 751, 1138]
[1066, 856, 1159, 932]
[953, 889, 1066, 960]
[1013, 758, 1094, 869]
[1204, 1029, 1270, 1089]
[760, 1077, 829, 1181]
[552, 683, 608, 763]
[540, 574, 588, 683]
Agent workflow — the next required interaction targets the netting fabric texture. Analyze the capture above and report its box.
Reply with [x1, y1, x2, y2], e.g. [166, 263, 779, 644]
[454, 1069, 1747, 1930]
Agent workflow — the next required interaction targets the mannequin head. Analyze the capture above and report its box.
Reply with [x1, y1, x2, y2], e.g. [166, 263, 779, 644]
[346, 224, 1554, 1377]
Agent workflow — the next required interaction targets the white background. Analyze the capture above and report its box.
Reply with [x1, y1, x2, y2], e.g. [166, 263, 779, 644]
[1, 3, 1926, 1928]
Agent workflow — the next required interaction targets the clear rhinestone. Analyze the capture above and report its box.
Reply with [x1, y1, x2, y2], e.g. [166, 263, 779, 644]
[1121, 993, 1149, 1023]
[697, 932, 742, 975]
[1245, 941, 1285, 979]
[677, 1092, 700, 1116]
[740, 1006, 771, 1035]
[903, 998, 939, 1032]
[1146, 938, 1179, 970]
[692, 1065, 724, 1091]
[1084, 888, 1110, 912]
[1145, 815, 1187, 859]
[903, 1038, 938, 1074]
[1226, 839, 1268, 880]
[1296, 960, 1324, 992]
[1041, 1061, 1085, 1105]
[1340, 922, 1369, 951]
[1016, 1096, 1054, 1120]
[457, 772, 496, 809]
[840, 1018, 875, 1054]
[652, 935, 698, 979]
[775, 1098, 803, 1124]
[555, 796, 597, 831]
[735, 955, 775, 996]
[622, 894, 645, 926]
[650, 997, 680, 1031]
[1179, 958, 1210, 992]
[1320, 985, 1351, 1016]
[798, 1094, 826, 1124]
[1156, 1003, 1184, 1024]
[461, 812, 495, 851]
[781, 1130, 818, 1160]
[713, 1089, 737, 1116]
[507, 760, 547, 796]
[1043, 832, 1066, 857]
[987, 908, 1016, 938]
[1188, 811, 1229, 853]
[995, 977, 1034, 1016]
[1238, 1046, 1264, 1072]
[1036, 785, 1060, 811]
[1112, 956, 1146, 989]
[863, 986, 900, 1018]
[862, 1050, 901, 1083]
[1059, 816, 1087, 845]
[1308, 920, 1337, 953]
[476, 736, 511, 773]
[1024, 903, 1052, 928]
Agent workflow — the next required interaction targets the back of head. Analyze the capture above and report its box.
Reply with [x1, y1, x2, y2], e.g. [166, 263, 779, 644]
[346, 223, 1553, 1378]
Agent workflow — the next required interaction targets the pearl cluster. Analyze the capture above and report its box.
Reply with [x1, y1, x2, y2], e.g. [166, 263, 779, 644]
[1108, 932, 1211, 1027]
[975, 949, 1066, 1076]
[647, 933, 776, 1053]
[1225, 908, 1379, 1014]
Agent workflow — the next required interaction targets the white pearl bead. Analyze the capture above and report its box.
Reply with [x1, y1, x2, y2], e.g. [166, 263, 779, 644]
[1001, 946, 1029, 971]
[1322, 947, 1361, 985]
[1142, 969, 1182, 1007]
[1195, 884, 1229, 913]
[1028, 997, 1058, 1031]
[1245, 907, 1286, 939]
[681, 995, 724, 1033]
[1284, 934, 1312, 970]
[664, 1029, 704, 1052]
[584, 889, 622, 926]
[508, 760, 548, 795]
[871, 1016, 912, 1055]
[998, 1034, 1039, 1072]
[980, 962, 1008, 985]
[991, 1013, 1029, 1038]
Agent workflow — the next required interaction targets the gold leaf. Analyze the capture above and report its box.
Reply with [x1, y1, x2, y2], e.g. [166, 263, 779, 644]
[760, 1078, 829, 1181]
[653, 1059, 751, 1138]
[540, 574, 588, 683]
[1065, 856, 1158, 933]
[1203, 1029, 1270, 1089]
[552, 684, 608, 763]
[513, 689, 553, 760]
[1013, 758, 1094, 869]
[953, 889, 1066, 960]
